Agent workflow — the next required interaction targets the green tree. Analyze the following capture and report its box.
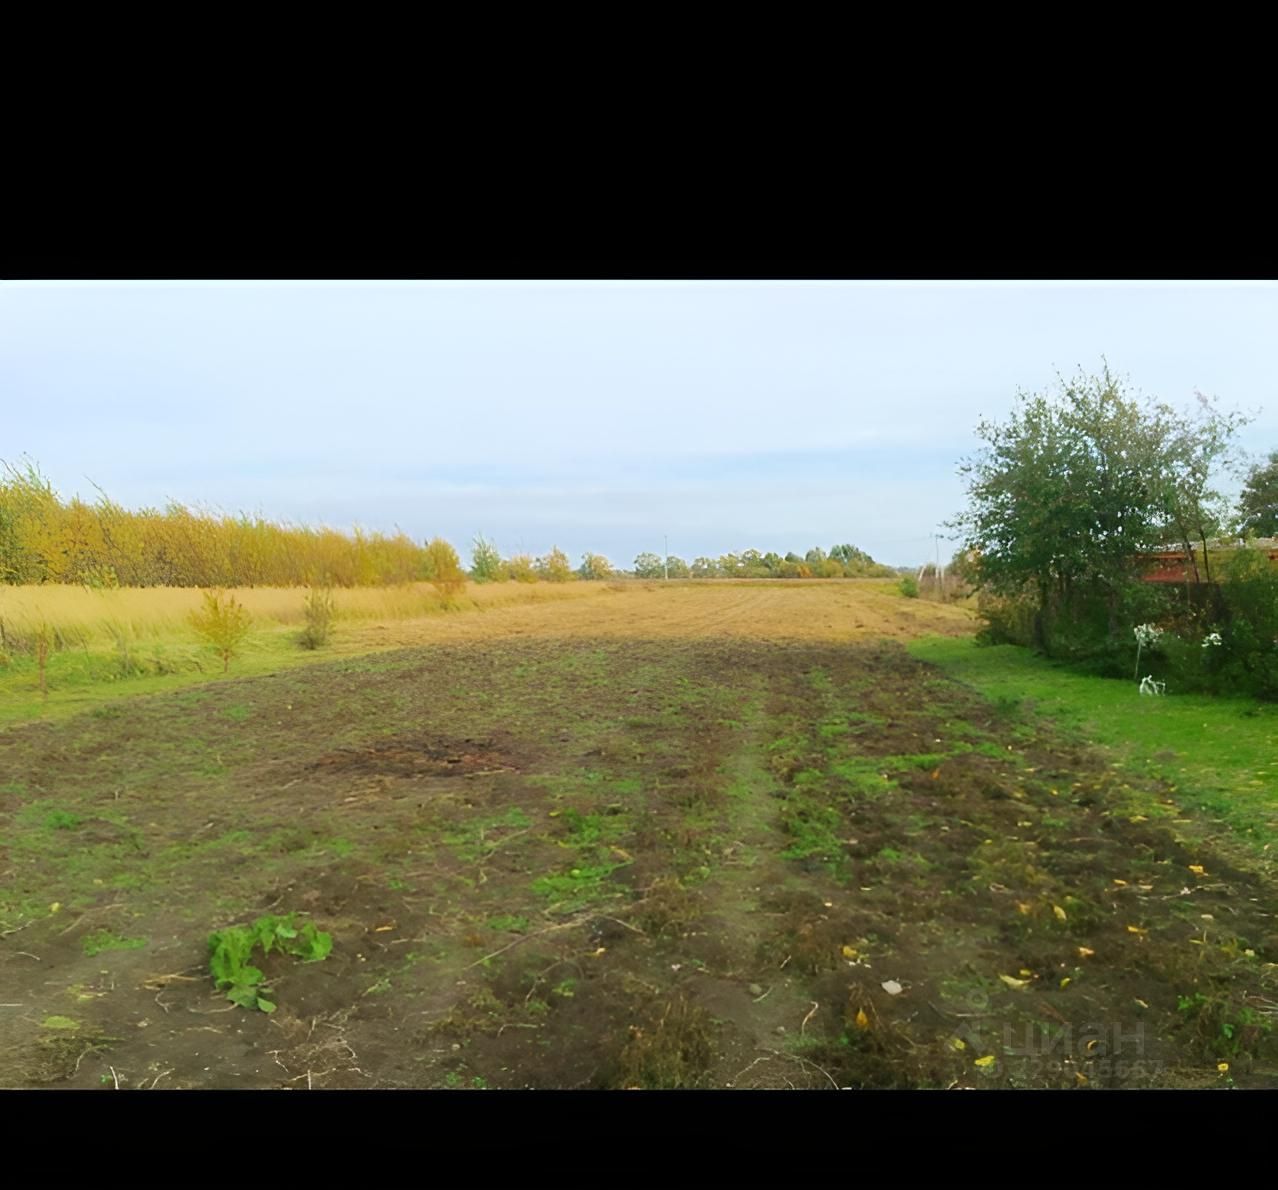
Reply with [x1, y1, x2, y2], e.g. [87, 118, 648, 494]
[690, 556, 719, 578]
[665, 555, 690, 578]
[537, 546, 574, 582]
[951, 364, 1246, 651]
[1239, 450, 1278, 537]
[634, 552, 664, 579]
[578, 552, 614, 580]
[424, 537, 466, 600]
[470, 534, 504, 582]
[505, 553, 537, 582]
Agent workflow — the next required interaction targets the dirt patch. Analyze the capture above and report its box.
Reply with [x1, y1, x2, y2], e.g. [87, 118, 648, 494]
[309, 733, 520, 779]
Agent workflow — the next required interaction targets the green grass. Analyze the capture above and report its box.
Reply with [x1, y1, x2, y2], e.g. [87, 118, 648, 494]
[0, 627, 357, 727]
[911, 636, 1278, 853]
[82, 930, 147, 957]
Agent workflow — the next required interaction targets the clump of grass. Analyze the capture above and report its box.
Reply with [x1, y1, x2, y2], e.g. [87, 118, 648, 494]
[82, 930, 147, 957]
[615, 997, 715, 1089]
[1176, 989, 1276, 1063]
[26, 1021, 118, 1084]
[298, 586, 336, 650]
[633, 876, 701, 938]
[35, 621, 51, 699]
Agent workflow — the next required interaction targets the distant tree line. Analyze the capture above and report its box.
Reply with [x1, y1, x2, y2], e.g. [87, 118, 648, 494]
[630, 545, 896, 580]
[0, 458, 896, 591]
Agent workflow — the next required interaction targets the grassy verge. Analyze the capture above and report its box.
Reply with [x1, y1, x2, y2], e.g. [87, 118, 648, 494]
[0, 581, 608, 726]
[910, 636, 1278, 859]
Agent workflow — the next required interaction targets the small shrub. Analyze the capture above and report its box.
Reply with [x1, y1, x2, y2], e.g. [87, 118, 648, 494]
[975, 592, 1035, 646]
[470, 534, 503, 583]
[505, 554, 537, 583]
[188, 590, 252, 673]
[424, 537, 466, 603]
[898, 575, 919, 599]
[299, 586, 335, 650]
[536, 546, 574, 582]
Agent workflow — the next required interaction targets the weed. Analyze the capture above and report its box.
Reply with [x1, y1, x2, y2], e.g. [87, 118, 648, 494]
[208, 913, 333, 1013]
[1176, 990, 1275, 1062]
[487, 914, 530, 933]
[615, 997, 715, 1089]
[531, 862, 621, 911]
[299, 586, 336, 650]
[44, 809, 81, 830]
[82, 930, 147, 957]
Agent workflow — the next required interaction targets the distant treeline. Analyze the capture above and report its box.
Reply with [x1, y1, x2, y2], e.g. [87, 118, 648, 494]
[630, 547, 896, 580]
[0, 460, 894, 588]
[0, 461, 427, 588]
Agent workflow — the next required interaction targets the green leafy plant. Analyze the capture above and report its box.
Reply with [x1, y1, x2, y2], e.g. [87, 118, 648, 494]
[208, 913, 333, 1013]
[898, 575, 919, 599]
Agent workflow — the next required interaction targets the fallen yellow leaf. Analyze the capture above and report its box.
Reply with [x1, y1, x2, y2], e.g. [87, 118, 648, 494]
[1018, 968, 1033, 978]
[949, 1036, 966, 1051]
[999, 974, 1030, 990]
[1134, 998, 1148, 1009]
[1016, 902, 1033, 915]
[974, 1055, 996, 1068]
[1218, 1062, 1230, 1073]
[1060, 977, 1072, 989]
[1075, 1071, 1089, 1085]
[1112, 879, 1128, 887]
[1053, 905, 1068, 922]
[1188, 864, 1207, 877]
[49, 902, 61, 914]
[1077, 946, 1095, 958]
[854, 1008, 869, 1030]
[1126, 925, 1148, 936]
[841, 945, 859, 960]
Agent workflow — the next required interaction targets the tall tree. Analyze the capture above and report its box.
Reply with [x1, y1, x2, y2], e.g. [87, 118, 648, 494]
[951, 364, 1246, 646]
[1239, 449, 1278, 537]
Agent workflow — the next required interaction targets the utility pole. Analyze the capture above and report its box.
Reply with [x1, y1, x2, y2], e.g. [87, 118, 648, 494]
[664, 535, 669, 581]
[935, 534, 942, 599]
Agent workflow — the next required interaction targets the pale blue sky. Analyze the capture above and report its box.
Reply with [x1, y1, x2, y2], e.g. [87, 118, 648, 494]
[3, 280, 1275, 567]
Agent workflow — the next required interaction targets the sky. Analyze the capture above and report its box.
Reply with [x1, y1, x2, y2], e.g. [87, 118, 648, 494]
[2, 280, 1276, 568]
